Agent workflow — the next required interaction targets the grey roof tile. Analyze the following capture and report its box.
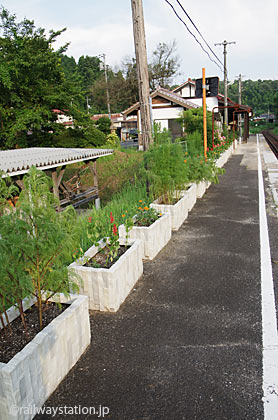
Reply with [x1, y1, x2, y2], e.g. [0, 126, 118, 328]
[0, 147, 113, 176]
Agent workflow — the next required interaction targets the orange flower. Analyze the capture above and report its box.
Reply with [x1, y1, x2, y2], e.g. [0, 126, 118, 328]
[122, 214, 126, 218]
[139, 200, 143, 203]
[138, 207, 143, 210]
[144, 206, 149, 210]
[184, 159, 187, 163]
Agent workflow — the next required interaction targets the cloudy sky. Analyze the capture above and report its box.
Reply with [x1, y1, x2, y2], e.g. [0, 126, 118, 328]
[1, 0, 278, 84]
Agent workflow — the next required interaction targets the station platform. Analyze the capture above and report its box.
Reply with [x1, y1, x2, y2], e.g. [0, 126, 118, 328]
[36, 135, 278, 420]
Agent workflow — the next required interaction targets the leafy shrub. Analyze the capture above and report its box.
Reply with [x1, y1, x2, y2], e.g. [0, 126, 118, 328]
[185, 156, 224, 184]
[106, 132, 120, 148]
[144, 140, 187, 203]
[83, 124, 106, 147]
[95, 116, 111, 135]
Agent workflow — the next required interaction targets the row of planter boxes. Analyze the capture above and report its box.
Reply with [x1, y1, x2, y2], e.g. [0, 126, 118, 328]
[70, 143, 236, 314]
[0, 143, 236, 420]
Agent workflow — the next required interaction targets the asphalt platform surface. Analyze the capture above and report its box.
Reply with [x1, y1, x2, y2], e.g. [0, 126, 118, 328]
[36, 135, 278, 420]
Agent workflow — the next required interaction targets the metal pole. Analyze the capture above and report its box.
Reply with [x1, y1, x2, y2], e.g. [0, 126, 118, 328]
[238, 74, 242, 140]
[99, 54, 111, 119]
[202, 68, 207, 159]
[103, 54, 111, 119]
[215, 40, 236, 127]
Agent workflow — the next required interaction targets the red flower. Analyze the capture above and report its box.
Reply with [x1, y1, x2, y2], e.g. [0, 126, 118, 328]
[113, 224, 117, 236]
[110, 212, 114, 223]
[88, 216, 92, 223]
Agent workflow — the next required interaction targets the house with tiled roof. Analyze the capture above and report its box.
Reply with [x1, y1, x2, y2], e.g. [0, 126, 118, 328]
[122, 86, 199, 141]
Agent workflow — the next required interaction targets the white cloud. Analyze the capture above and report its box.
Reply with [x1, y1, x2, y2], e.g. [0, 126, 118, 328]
[1, 0, 278, 80]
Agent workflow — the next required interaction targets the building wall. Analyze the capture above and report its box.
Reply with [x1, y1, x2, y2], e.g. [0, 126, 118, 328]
[187, 97, 219, 111]
[152, 106, 184, 121]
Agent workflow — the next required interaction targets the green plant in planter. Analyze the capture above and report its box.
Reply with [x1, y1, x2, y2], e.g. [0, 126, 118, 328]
[16, 166, 79, 330]
[144, 140, 188, 204]
[0, 209, 31, 333]
[186, 156, 224, 184]
[135, 201, 161, 227]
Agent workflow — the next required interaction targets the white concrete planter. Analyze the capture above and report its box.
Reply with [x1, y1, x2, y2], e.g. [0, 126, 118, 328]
[0, 295, 90, 420]
[181, 184, 197, 212]
[196, 181, 207, 198]
[206, 181, 212, 190]
[69, 239, 143, 312]
[150, 193, 189, 231]
[216, 144, 233, 168]
[118, 212, 171, 261]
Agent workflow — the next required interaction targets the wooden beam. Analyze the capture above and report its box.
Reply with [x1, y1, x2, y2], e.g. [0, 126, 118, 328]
[87, 160, 98, 191]
[51, 165, 66, 209]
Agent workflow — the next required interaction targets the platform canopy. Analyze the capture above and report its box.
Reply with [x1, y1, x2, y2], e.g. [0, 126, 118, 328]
[0, 147, 113, 177]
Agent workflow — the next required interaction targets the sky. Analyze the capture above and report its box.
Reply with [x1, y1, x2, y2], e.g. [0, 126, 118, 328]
[1, 0, 278, 84]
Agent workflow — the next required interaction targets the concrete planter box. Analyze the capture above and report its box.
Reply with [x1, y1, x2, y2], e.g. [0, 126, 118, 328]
[118, 212, 171, 261]
[196, 181, 207, 198]
[0, 295, 90, 420]
[206, 181, 212, 190]
[69, 239, 143, 312]
[150, 193, 189, 231]
[216, 144, 233, 168]
[181, 184, 197, 212]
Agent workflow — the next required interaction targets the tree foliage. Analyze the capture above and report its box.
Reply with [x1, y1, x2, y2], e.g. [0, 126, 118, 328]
[61, 40, 181, 114]
[0, 8, 74, 148]
[0, 8, 108, 150]
[149, 40, 180, 90]
[220, 79, 278, 117]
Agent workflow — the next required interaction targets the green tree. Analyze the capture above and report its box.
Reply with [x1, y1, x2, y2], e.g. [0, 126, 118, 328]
[0, 8, 86, 149]
[149, 40, 180, 90]
[17, 167, 79, 330]
[95, 116, 111, 135]
[77, 55, 102, 94]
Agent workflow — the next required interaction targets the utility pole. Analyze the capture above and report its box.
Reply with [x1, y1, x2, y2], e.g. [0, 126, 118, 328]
[99, 53, 111, 119]
[238, 73, 242, 106]
[131, 0, 153, 150]
[238, 74, 242, 140]
[215, 40, 236, 126]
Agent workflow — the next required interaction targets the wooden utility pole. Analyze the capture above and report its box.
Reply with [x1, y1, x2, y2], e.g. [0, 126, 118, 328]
[215, 40, 236, 126]
[131, 0, 153, 150]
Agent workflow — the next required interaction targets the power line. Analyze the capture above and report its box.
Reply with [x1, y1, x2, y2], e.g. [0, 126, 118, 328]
[164, 0, 224, 72]
[174, 0, 224, 68]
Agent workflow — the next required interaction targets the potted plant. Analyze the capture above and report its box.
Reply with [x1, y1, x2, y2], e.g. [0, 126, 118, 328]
[118, 202, 171, 260]
[0, 167, 90, 419]
[145, 140, 190, 231]
[70, 212, 143, 312]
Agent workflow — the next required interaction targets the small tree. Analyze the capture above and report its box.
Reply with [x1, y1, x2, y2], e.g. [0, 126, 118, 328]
[17, 167, 79, 330]
[0, 210, 31, 333]
[177, 107, 213, 149]
[144, 133, 187, 203]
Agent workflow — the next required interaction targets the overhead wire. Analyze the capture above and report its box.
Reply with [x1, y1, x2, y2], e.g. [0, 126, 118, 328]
[164, 0, 224, 73]
[174, 0, 224, 68]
